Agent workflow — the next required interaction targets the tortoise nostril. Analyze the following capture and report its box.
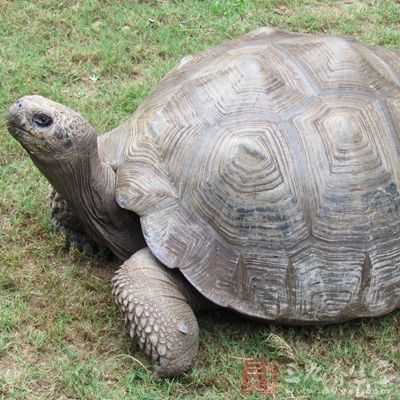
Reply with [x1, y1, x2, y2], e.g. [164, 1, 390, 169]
[6, 100, 24, 126]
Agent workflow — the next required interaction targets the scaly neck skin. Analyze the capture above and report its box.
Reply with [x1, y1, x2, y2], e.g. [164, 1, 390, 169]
[33, 134, 145, 260]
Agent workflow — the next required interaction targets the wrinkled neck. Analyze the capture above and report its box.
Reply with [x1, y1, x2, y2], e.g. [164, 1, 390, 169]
[33, 137, 145, 259]
[33, 136, 101, 204]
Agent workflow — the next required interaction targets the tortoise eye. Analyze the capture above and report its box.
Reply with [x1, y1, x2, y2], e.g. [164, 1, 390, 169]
[33, 113, 53, 128]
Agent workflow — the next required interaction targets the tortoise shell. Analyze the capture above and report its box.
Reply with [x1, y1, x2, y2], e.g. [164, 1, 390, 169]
[113, 27, 400, 323]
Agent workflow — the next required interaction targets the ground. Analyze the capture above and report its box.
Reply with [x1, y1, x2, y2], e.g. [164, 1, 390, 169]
[0, 0, 399, 399]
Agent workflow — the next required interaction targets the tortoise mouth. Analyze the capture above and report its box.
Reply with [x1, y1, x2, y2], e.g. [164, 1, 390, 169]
[6, 115, 40, 141]
[7, 124, 31, 140]
[6, 111, 25, 135]
[6, 109, 37, 137]
[6, 120, 43, 154]
[7, 124, 24, 137]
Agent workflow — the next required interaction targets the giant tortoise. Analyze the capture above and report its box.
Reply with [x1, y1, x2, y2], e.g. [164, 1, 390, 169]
[6, 28, 400, 377]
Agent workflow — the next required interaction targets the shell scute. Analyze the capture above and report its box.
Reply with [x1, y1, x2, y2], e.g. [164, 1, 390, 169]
[116, 28, 400, 322]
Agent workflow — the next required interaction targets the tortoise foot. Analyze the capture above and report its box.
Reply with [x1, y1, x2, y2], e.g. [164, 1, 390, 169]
[65, 231, 99, 256]
[112, 248, 199, 379]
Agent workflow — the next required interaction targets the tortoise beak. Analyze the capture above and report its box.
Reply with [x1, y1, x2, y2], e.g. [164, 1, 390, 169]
[5, 111, 19, 125]
[6, 112, 23, 137]
[6, 100, 29, 137]
[6, 99, 23, 124]
[6, 106, 21, 123]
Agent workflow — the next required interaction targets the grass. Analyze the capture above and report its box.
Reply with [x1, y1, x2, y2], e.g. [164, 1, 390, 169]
[0, 0, 399, 398]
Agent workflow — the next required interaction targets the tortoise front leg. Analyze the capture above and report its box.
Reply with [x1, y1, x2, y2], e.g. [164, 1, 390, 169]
[112, 248, 202, 378]
[49, 187, 100, 255]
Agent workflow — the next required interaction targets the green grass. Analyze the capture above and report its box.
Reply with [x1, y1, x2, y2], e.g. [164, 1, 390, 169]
[1, 0, 400, 398]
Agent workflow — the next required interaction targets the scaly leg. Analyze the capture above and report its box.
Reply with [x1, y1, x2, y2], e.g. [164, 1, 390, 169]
[49, 187, 100, 255]
[112, 248, 207, 378]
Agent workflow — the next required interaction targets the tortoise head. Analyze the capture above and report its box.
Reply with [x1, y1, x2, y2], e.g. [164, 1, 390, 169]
[6, 95, 144, 259]
[6, 95, 96, 163]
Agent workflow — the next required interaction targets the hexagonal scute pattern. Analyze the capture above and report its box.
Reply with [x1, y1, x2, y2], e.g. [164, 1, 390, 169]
[113, 28, 400, 323]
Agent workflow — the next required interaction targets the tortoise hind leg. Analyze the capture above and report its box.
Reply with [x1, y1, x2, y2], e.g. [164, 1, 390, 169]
[112, 248, 204, 379]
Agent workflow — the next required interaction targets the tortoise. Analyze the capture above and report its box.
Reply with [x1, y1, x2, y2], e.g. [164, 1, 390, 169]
[6, 27, 400, 378]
